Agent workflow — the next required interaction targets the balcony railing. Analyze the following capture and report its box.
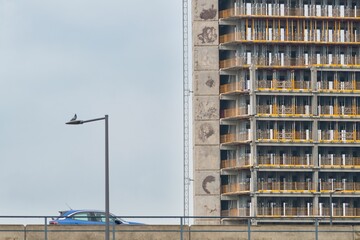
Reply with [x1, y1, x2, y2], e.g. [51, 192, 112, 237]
[257, 105, 312, 116]
[220, 57, 360, 70]
[319, 156, 360, 166]
[221, 107, 249, 119]
[222, 207, 360, 217]
[320, 182, 360, 192]
[219, 7, 360, 19]
[318, 130, 360, 142]
[221, 156, 251, 169]
[257, 207, 313, 217]
[221, 208, 250, 217]
[258, 154, 313, 166]
[257, 182, 314, 192]
[318, 106, 360, 116]
[257, 79, 311, 91]
[221, 183, 251, 194]
[319, 207, 360, 217]
[257, 130, 312, 142]
[220, 31, 360, 45]
[220, 81, 249, 94]
[317, 81, 360, 92]
[220, 132, 251, 144]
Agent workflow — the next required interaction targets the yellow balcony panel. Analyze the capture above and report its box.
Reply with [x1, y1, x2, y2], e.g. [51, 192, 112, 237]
[221, 208, 250, 217]
[221, 183, 251, 195]
[221, 107, 249, 119]
[220, 82, 249, 94]
[221, 158, 251, 170]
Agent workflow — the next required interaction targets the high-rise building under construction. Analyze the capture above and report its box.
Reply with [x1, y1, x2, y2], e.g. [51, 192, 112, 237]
[192, 0, 360, 224]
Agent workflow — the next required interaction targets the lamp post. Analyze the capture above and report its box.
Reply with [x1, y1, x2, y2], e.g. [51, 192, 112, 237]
[66, 114, 110, 240]
[329, 188, 342, 226]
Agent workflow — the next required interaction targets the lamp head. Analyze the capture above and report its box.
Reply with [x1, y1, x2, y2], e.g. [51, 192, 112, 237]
[66, 114, 83, 125]
[66, 120, 83, 125]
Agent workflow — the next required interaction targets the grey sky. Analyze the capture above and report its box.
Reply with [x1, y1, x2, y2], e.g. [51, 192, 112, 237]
[0, 0, 184, 222]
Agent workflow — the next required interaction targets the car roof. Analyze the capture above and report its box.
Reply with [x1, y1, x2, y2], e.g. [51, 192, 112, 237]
[60, 210, 107, 216]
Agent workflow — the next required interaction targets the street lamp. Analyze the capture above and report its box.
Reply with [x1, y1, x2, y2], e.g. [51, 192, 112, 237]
[329, 188, 342, 226]
[66, 114, 110, 240]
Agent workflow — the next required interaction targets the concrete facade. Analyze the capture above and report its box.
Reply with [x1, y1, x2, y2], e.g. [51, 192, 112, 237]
[192, 0, 360, 224]
[192, 0, 221, 225]
[0, 224, 359, 240]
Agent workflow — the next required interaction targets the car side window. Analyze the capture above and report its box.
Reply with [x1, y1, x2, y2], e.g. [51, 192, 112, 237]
[72, 213, 89, 221]
[93, 212, 105, 222]
[94, 212, 117, 223]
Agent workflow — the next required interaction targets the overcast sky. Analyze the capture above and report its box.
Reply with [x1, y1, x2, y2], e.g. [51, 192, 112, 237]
[0, 0, 184, 223]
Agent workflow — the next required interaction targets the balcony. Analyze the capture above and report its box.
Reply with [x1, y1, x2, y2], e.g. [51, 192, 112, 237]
[257, 105, 312, 117]
[221, 183, 251, 195]
[319, 155, 360, 167]
[220, 31, 360, 46]
[221, 107, 249, 119]
[220, 56, 360, 71]
[222, 207, 360, 218]
[221, 208, 250, 217]
[257, 79, 311, 92]
[318, 80, 360, 92]
[221, 155, 251, 169]
[219, 7, 360, 19]
[257, 130, 312, 143]
[258, 154, 313, 167]
[318, 130, 360, 143]
[220, 81, 249, 94]
[320, 182, 360, 192]
[220, 57, 308, 70]
[220, 132, 251, 145]
[257, 207, 313, 217]
[318, 106, 360, 117]
[257, 182, 315, 193]
[319, 207, 360, 217]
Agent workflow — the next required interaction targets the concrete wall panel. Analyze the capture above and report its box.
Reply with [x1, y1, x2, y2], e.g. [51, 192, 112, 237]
[193, 21, 218, 46]
[194, 121, 219, 145]
[193, 47, 219, 71]
[193, 71, 219, 96]
[194, 96, 219, 120]
[193, 195, 221, 217]
[194, 170, 220, 195]
[0, 224, 357, 240]
[192, 0, 218, 21]
[194, 145, 219, 170]
[26, 225, 190, 240]
[0, 225, 25, 240]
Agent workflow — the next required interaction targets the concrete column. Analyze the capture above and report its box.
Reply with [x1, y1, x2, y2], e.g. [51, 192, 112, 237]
[313, 142, 319, 216]
[313, 193, 320, 216]
[193, 0, 220, 225]
[250, 168, 258, 217]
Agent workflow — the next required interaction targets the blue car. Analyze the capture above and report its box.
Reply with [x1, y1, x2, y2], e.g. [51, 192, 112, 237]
[49, 210, 142, 225]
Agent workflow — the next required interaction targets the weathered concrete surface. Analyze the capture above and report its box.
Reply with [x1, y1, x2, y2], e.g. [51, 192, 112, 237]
[0, 224, 359, 240]
[190, 225, 356, 240]
[192, 0, 218, 21]
[194, 145, 220, 170]
[25, 225, 190, 240]
[0, 225, 25, 240]
[193, 71, 219, 96]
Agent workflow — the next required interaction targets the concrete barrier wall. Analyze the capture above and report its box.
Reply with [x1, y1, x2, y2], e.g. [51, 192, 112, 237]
[25, 225, 190, 240]
[190, 225, 356, 240]
[0, 225, 25, 240]
[0, 224, 358, 240]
